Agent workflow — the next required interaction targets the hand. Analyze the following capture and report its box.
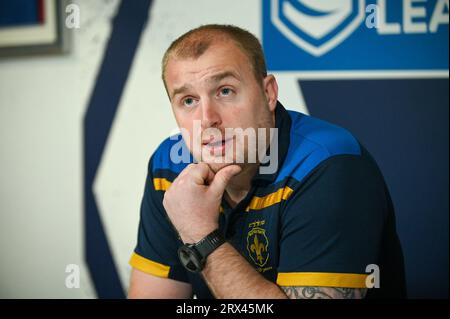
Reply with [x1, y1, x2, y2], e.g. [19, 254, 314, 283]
[162, 163, 241, 243]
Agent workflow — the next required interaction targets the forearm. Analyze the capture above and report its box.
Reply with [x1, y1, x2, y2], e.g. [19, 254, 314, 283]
[201, 242, 287, 299]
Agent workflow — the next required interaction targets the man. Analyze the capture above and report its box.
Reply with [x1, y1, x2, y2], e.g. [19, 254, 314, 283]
[128, 24, 406, 299]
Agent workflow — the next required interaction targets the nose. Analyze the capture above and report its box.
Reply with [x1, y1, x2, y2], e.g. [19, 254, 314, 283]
[200, 98, 222, 129]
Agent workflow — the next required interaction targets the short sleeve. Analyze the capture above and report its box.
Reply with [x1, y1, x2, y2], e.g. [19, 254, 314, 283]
[276, 154, 387, 288]
[129, 156, 189, 283]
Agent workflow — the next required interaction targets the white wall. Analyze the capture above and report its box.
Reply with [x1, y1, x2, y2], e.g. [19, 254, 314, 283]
[0, 0, 308, 298]
[0, 0, 121, 298]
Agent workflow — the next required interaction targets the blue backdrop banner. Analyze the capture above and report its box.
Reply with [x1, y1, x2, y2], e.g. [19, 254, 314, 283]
[263, 0, 449, 71]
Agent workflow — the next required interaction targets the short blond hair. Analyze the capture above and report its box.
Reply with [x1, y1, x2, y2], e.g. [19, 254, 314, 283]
[162, 24, 267, 95]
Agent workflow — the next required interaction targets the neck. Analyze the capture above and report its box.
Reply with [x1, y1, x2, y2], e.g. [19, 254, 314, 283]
[224, 163, 259, 208]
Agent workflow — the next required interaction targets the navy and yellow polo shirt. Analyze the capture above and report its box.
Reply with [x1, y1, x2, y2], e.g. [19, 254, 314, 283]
[130, 102, 406, 299]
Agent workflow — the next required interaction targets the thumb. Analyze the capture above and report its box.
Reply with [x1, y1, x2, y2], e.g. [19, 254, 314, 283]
[209, 165, 242, 195]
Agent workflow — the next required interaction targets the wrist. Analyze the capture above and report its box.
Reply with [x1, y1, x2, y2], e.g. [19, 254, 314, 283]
[180, 224, 219, 243]
[178, 229, 226, 273]
[202, 241, 228, 269]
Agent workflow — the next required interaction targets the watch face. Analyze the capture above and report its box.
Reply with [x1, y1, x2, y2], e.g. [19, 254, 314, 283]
[178, 245, 203, 273]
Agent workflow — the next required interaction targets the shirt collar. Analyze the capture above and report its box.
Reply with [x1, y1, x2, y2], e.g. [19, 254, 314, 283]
[251, 101, 291, 186]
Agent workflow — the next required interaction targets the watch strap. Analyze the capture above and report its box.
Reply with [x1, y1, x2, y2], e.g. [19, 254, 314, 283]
[195, 229, 225, 258]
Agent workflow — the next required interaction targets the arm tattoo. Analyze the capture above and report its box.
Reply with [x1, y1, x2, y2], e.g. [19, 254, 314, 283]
[281, 286, 367, 299]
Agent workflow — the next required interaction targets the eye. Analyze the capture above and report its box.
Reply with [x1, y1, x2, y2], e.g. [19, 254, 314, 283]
[182, 97, 197, 107]
[219, 87, 233, 97]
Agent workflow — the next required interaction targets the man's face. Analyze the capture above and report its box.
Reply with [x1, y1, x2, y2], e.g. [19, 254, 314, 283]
[165, 40, 277, 173]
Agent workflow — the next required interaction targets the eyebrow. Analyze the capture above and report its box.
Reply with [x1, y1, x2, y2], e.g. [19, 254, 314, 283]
[209, 71, 240, 83]
[170, 71, 240, 100]
[171, 85, 190, 100]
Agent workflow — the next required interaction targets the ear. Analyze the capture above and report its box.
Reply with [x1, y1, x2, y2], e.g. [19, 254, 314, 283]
[262, 74, 278, 112]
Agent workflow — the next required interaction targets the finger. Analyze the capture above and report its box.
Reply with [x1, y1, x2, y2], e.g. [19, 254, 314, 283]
[178, 163, 195, 178]
[205, 165, 215, 185]
[209, 164, 242, 195]
[189, 162, 214, 185]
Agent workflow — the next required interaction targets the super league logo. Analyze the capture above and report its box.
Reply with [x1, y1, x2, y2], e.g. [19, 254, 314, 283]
[271, 0, 365, 56]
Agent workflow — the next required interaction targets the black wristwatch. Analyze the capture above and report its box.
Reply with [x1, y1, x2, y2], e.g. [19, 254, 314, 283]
[178, 229, 225, 273]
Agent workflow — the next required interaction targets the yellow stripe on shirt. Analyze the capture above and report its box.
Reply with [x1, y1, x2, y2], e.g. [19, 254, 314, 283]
[129, 252, 170, 278]
[277, 272, 368, 288]
[153, 178, 172, 191]
[245, 186, 294, 212]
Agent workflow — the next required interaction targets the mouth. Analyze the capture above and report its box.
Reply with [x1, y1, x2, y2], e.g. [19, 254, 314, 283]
[202, 138, 233, 153]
